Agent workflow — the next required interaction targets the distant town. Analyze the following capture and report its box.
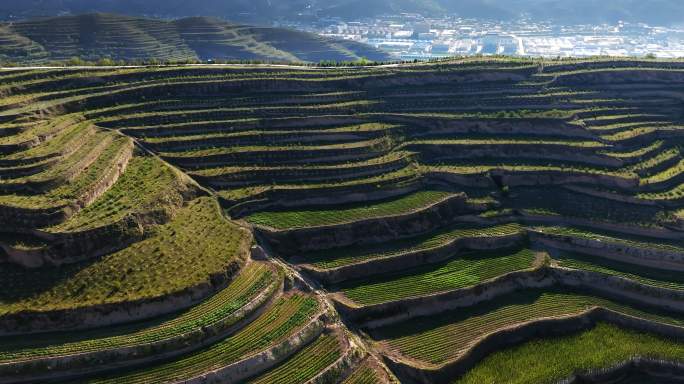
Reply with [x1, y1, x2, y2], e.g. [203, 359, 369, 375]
[277, 14, 684, 60]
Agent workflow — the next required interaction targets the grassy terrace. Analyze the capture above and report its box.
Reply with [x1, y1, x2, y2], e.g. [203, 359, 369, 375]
[339, 248, 537, 306]
[0, 197, 248, 315]
[299, 223, 524, 269]
[453, 323, 684, 384]
[0, 130, 112, 184]
[373, 288, 684, 366]
[553, 251, 684, 291]
[45, 154, 187, 232]
[0, 117, 75, 144]
[0, 120, 92, 163]
[601, 125, 682, 142]
[626, 148, 680, 174]
[0, 134, 131, 209]
[85, 293, 320, 384]
[637, 183, 684, 201]
[640, 158, 684, 186]
[585, 119, 672, 131]
[246, 190, 452, 229]
[583, 113, 667, 123]
[0, 117, 73, 147]
[0, 262, 278, 363]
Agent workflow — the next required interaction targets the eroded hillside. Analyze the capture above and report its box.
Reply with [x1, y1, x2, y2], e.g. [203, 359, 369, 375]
[1, 59, 684, 383]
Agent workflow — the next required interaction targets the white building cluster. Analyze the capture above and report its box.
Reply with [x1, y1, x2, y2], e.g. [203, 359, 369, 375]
[291, 15, 684, 60]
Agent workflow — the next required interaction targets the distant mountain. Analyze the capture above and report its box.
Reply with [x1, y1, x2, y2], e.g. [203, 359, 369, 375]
[0, 13, 391, 64]
[317, 0, 684, 25]
[2, 0, 683, 26]
[503, 0, 684, 26]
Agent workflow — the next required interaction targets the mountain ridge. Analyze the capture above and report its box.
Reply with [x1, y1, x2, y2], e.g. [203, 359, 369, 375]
[0, 13, 391, 64]
[1, 0, 683, 26]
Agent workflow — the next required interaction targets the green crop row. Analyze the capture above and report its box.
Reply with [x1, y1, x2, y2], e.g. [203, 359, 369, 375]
[0, 262, 278, 364]
[245, 331, 343, 384]
[302, 223, 524, 269]
[535, 226, 684, 253]
[341, 360, 382, 384]
[553, 252, 684, 291]
[341, 248, 536, 306]
[247, 190, 452, 229]
[454, 322, 684, 384]
[86, 293, 319, 384]
[218, 165, 420, 202]
[374, 288, 684, 366]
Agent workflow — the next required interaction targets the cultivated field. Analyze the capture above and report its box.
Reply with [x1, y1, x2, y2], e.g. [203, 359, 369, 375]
[1, 58, 684, 383]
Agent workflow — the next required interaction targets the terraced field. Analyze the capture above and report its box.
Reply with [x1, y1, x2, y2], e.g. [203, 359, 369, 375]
[453, 323, 684, 384]
[371, 288, 684, 366]
[84, 293, 322, 383]
[0, 13, 391, 64]
[247, 190, 453, 229]
[340, 248, 537, 306]
[2, 58, 684, 383]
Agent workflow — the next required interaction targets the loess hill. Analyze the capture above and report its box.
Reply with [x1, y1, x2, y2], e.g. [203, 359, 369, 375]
[0, 13, 391, 64]
[1, 58, 684, 383]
